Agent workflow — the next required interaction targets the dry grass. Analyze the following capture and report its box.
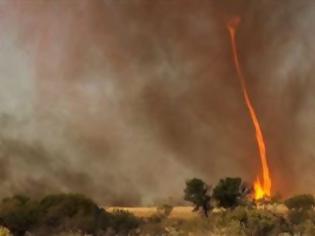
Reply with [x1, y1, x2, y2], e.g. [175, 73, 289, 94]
[106, 206, 197, 219]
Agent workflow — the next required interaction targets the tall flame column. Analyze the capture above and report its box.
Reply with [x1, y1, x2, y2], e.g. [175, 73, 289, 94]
[227, 17, 272, 200]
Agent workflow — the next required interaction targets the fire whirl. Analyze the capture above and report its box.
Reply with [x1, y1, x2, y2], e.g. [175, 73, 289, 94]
[227, 17, 272, 200]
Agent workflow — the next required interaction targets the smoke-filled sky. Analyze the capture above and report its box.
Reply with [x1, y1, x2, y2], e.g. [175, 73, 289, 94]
[0, 0, 314, 205]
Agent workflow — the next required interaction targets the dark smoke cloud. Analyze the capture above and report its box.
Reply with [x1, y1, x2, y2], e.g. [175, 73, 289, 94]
[0, 0, 313, 204]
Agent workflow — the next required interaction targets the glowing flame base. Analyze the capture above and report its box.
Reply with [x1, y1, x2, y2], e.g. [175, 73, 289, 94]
[227, 17, 272, 200]
[254, 178, 266, 200]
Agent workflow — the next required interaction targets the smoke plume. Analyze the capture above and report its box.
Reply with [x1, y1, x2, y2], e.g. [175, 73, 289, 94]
[0, 0, 314, 204]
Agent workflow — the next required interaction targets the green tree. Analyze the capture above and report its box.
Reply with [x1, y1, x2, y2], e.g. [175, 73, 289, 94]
[212, 177, 250, 208]
[184, 178, 211, 217]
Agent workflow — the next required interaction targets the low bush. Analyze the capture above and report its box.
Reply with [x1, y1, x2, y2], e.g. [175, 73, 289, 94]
[37, 193, 109, 234]
[148, 204, 173, 223]
[0, 195, 39, 236]
[211, 206, 291, 236]
[157, 204, 173, 218]
[0, 194, 140, 236]
[285, 194, 315, 211]
[285, 194, 315, 234]
[110, 209, 141, 234]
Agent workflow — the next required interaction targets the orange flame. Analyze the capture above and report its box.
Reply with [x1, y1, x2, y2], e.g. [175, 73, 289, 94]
[227, 17, 272, 200]
[254, 177, 265, 200]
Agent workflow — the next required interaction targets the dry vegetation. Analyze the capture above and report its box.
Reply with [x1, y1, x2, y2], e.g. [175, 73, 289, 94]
[0, 195, 315, 236]
[0, 178, 314, 235]
[106, 207, 195, 219]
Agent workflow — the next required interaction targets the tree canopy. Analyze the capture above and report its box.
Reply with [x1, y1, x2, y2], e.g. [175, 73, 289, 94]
[184, 178, 211, 217]
[213, 177, 250, 208]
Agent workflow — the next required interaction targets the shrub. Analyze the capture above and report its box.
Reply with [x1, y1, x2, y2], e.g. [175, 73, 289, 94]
[245, 209, 278, 236]
[148, 204, 174, 223]
[37, 193, 110, 234]
[0, 193, 143, 235]
[294, 219, 315, 235]
[110, 209, 141, 233]
[222, 220, 244, 236]
[229, 206, 248, 224]
[157, 204, 173, 218]
[287, 209, 309, 225]
[284, 194, 315, 211]
[213, 177, 250, 209]
[0, 195, 39, 236]
[213, 206, 291, 236]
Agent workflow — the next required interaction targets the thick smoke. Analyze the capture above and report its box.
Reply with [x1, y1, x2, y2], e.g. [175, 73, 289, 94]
[0, 0, 314, 204]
